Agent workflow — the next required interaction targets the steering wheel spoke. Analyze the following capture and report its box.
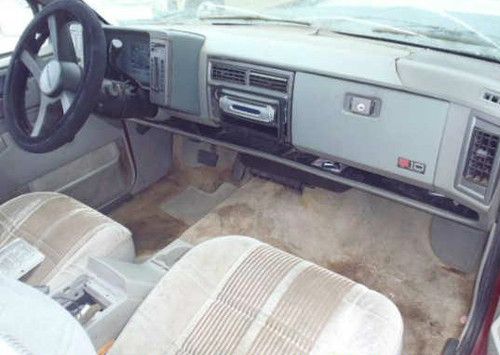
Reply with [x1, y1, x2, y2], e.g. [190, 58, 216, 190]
[31, 95, 55, 138]
[31, 91, 75, 138]
[47, 14, 78, 63]
[60, 90, 74, 114]
[47, 15, 59, 58]
[20, 50, 42, 83]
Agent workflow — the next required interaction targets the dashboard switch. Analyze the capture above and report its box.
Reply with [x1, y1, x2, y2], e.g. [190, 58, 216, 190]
[149, 38, 169, 107]
[350, 96, 374, 115]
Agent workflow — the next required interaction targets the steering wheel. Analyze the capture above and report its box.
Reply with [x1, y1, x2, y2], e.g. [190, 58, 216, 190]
[3, 0, 106, 153]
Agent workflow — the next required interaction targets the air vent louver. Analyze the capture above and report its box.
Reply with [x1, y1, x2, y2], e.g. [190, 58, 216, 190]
[463, 128, 499, 187]
[249, 72, 288, 93]
[211, 64, 246, 85]
[483, 91, 500, 106]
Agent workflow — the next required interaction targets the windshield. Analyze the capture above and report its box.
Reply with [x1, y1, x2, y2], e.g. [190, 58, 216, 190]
[85, 0, 500, 62]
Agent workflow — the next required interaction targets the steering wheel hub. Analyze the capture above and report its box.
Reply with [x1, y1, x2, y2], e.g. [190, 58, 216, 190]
[39, 60, 63, 96]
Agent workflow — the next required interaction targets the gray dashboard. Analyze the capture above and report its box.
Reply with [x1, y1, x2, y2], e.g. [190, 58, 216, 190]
[292, 73, 449, 187]
[105, 24, 500, 232]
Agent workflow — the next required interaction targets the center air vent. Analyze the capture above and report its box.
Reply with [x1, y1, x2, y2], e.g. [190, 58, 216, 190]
[249, 72, 289, 93]
[209, 59, 293, 95]
[463, 127, 499, 187]
[211, 63, 246, 85]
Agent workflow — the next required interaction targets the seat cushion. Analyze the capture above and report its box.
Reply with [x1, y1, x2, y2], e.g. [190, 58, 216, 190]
[0, 192, 134, 290]
[110, 236, 403, 355]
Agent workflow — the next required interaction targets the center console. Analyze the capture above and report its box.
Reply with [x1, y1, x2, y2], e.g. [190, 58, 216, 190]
[51, 239, 192, 349]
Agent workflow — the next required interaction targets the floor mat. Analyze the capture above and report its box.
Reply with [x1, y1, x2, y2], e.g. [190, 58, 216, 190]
[110, 175, 189, 258]
[160, 183, 237, 225]
[110, 156, 236, 259]
[181, 177, 475, 355]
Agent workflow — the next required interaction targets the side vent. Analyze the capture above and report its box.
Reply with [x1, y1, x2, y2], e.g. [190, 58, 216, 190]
[211, 63, 246, 85]
[249, 71, 288, 93]
[463, 127, 499, 187]
[483, 91, 500, 107]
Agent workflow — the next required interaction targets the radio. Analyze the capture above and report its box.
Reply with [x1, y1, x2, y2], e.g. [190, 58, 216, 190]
[215, 88, 280, 125]
[207, 59, 294, 142]
[211, 87, 288, 140]
[219, 95, 277, 125]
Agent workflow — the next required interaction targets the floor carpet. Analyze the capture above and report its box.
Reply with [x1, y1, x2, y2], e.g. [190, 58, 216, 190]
[110, 174, 189, 258]
[180, 177, 475, 355]
[110, 136, 236, 258]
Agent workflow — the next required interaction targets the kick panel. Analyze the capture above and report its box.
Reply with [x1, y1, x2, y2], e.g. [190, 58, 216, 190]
[292, 72, 449, 186]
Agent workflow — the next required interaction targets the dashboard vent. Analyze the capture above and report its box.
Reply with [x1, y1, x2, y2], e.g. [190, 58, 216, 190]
[249, 71, 289, 93]
[211, 64, 246, 85]
[483, 91, 500, 107]
[463, 127, 499, 187]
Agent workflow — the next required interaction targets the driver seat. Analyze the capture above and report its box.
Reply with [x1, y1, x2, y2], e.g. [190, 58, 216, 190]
[0, 192, 135, 290]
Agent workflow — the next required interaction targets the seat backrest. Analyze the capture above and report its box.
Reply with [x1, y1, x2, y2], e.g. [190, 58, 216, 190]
[0, 275, 96, 355]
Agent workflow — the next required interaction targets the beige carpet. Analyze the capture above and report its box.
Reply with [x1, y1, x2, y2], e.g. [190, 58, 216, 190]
[111, 136, 237, 258]
[181, 177, 475, 355]
[110, 174, 189, 258]
[160, 183, 237, 225]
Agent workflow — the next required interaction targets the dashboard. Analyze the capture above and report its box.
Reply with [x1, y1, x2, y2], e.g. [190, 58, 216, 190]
[102, 24, 500, 232]
[124, 41, 150, 86]
[104, 29, 151, 87]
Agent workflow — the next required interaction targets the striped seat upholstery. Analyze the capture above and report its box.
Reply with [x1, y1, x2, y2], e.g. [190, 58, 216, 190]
[110, 236, 403, 355]
[0, 192, 135, 290]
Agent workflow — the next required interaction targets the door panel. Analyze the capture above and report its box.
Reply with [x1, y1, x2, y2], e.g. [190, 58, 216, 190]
[0, 68, 136, 208]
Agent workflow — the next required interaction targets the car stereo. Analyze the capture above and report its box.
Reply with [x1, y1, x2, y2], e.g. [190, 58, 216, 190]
[207, 59, 294, 142]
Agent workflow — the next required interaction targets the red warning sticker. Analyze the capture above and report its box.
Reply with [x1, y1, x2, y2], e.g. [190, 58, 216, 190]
[398, 157, 426, 174]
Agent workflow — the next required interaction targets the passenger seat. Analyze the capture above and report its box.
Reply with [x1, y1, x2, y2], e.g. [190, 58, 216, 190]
[0, 234, 403, 354]
[110, 236, 403, 355]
